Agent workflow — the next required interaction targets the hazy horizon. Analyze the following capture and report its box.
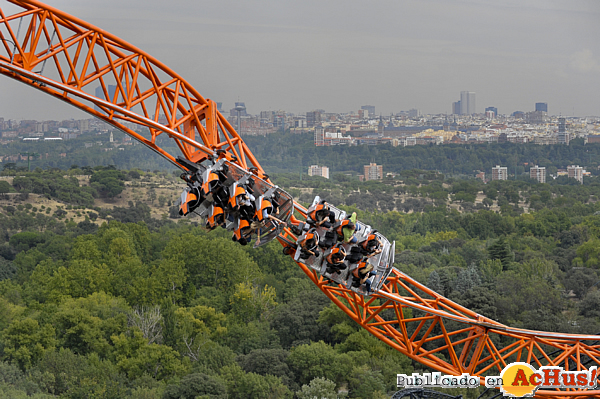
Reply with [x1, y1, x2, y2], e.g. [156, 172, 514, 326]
[0, 0, 599, 120]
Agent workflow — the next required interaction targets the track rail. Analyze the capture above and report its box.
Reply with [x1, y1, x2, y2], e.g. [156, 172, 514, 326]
[0, 2, 598, 397]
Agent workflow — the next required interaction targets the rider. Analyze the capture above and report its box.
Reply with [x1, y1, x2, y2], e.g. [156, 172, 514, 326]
[325, 243, 347, 274]
[336, 212, 358, 244]
[308, 200, 336, 228]
[205, 204, 225, 231]
[231, 219, 255, 246]
[352, 257, 376, 293]
[297, 228, 320, 260]
[255, 196, 284, 225]
[359, 230, 382, 258]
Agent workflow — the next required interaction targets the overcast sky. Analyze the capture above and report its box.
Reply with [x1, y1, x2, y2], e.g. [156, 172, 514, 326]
[1, 0, 599, 119]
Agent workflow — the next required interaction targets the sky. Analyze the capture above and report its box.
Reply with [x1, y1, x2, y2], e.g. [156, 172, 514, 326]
[0, 0, 599, 120]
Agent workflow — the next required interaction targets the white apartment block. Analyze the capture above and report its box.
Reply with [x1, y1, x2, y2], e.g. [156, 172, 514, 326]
[492, 165, 508, 181]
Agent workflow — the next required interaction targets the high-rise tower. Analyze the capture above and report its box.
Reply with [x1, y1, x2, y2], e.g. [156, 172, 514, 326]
[460, 91, 476, 115]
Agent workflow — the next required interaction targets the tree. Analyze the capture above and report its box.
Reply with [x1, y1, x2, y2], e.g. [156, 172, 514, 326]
[128, 306, 163, 345]
[427, 271, 443, 293]
[454, 264, 481, 293]
[150, 257, 187, 304]
[162, 234, 261, 293]
[347, 365, 386, 399]
[185, 339, 235, 374]
[230, 282, 277, 323]
[487, 236, 512, 270]
[450, 286, 498, 320]
[271, 289, 333, 348]
[286, 341, 352, 387]
[563, 268, 598, 299]
[296, 377, 346, 399]
[34, 348, 129, 397]
[573, 238, 600, 268]
[579, 289, 600, 319]
[175, 305, 227, 361]
[52, 292, 129, 358]
[0, 258, 16, 281]
[111, 331, 188, 380]
[220, 364, 292, 399]
[238, 349, 293, 387]
[2, 318, 57, 370]
[162, 373, 227, 399]
[90, 169, 125, 198]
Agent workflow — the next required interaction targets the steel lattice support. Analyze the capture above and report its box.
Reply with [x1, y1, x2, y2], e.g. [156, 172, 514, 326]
[1, 1, 599, 397]
[279, 207, 600, 399]
[0, 0, 266, 176]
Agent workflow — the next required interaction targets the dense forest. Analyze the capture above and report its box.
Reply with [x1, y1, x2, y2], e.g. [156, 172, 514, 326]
[1, 161, 600, 397]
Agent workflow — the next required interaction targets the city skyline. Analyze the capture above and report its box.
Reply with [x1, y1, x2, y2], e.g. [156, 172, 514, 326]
[0, 0, 599, 120]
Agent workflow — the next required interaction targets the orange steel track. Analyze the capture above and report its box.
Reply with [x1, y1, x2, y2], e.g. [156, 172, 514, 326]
[0, 2, 598, 398]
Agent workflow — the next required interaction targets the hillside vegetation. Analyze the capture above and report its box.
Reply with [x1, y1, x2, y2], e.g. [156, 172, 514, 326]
[0, 165, 599, 398]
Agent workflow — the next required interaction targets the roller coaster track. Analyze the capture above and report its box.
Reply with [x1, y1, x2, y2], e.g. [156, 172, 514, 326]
[0, 2, 598, 397]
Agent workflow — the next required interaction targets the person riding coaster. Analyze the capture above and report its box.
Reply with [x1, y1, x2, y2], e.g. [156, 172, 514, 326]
[325, 243, 347, 274]
[352, 257, 377, 293]
[255, 196, 284, 225]
[360, 231, 382, 258]
[307, 200, 336, 228]
[200, 169, 231, 211]
[335, 212, 358, 244]
[297, 228, 320, 260]
[201, 170, 221, 197]
[231, 218, 257, 246]
[206, 204, 225, 230]
[178, 186, 203, 216]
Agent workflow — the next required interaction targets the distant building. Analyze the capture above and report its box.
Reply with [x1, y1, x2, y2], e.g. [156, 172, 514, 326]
[558, 118, 566, 133]
[308, 165, 329, 179]
[492, 165, 508, 181]
[460, 91, 476, 115]
[558, 132, 570, 145]
[407, 109, 419, 118]
[485, 107, 498, 117]
[558, 117, 569, 144]
[314, 127, 324, 146]
[530, 165, 546, 183]
[361, 105, 375, 117]
[535, 103, 548, 113]
[78, 119, 89, 133]
[452, 101, 461, 115]
[476, 171, 485, 182]
[587, 135, 600, 144]
[364, 163, 383, 181]
[526, 110, 546, 124]
[567, 165, 584, 184]
[306, 111, 321, 128]
[260, 111, 275, 123]
[377, 116, 385, 135]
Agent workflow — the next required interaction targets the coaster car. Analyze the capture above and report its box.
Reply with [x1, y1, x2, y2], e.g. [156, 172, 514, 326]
[293, 196, 395, 295]
[175, 156, 294, 248]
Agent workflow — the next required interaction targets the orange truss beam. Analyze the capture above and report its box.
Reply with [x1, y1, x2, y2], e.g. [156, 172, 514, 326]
[0, 2, 599, 398]
[279, 206, 600, 399]
[0, 0, 268, 179]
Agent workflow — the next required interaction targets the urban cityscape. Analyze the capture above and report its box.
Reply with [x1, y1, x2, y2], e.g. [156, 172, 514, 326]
[2, 89, 599, 183]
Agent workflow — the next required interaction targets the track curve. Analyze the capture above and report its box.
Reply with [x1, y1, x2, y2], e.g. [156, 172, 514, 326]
[0, 2, 598, 397]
